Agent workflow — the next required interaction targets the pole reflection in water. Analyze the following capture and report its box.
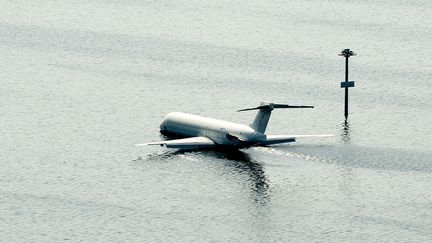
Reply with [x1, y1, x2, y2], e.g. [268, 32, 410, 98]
[341, 119, 351, 143]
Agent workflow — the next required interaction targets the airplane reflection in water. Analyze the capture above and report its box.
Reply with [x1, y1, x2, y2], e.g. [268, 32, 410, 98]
[139, 148, 269, 202]
[136, 102, 333, 150]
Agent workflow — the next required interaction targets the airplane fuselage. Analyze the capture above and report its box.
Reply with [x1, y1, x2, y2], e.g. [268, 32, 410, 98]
[136, 102, 331, 149]
[160, 112, 266, 147]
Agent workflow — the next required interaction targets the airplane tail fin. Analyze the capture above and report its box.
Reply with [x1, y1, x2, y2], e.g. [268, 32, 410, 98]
[237, 102, 313, 134]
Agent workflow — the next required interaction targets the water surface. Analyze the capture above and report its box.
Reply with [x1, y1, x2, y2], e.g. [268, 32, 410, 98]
[1, 0, 432, 241]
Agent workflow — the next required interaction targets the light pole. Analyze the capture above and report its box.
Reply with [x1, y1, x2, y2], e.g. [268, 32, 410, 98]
[339, 49, 356, 119]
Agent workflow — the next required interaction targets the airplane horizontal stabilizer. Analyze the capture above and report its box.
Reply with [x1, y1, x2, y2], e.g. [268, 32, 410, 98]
[135, 136, 216, 149]
[238, 103, 313, 112]
[237, 102, 314, 134]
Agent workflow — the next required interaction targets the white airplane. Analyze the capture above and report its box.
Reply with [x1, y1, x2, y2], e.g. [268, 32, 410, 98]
[136, 102, 333, 149]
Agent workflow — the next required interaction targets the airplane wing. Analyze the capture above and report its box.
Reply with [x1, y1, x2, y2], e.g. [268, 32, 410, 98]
[135, 136, 217, 149]
[257, 134, 334, 146]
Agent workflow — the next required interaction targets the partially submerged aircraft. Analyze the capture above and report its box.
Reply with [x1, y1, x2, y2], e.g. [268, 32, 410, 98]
[136, 102, 332, 149]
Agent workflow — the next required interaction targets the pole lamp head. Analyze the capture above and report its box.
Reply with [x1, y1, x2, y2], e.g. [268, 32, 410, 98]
[338, 49, 356, 57]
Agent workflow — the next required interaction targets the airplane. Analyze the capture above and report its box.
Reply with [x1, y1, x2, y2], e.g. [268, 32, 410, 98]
[136, 102, 333, 150]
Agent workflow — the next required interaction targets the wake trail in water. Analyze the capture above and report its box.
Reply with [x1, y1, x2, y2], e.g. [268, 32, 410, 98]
[254, 145, 432, 173]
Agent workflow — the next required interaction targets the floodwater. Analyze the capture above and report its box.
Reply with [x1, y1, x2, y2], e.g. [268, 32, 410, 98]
[1, 0, 432, 242]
